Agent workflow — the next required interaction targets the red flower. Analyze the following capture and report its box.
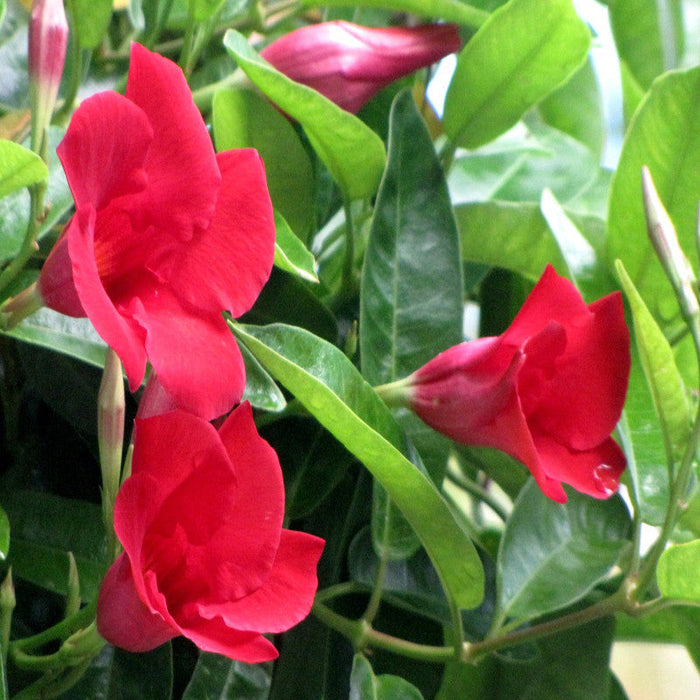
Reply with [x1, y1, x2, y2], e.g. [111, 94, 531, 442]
[407, 266, 630, 503]
[97, 403, 325, 661]
[260, 21, 461, 113]
[38, 43, 275, 419]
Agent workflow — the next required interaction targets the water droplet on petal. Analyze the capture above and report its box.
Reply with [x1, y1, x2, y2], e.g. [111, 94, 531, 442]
[593, 463, 618, 497]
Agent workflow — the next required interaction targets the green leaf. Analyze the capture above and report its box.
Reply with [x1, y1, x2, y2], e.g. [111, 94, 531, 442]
[497, 480, 631, 624]
[443, 0, 590, 148]
[616, 261, 691, 468]
[239, 341, 286, 412]
[299, 0, 489, 26]
[0, 127, 71, 265]
[183, 654, 271, 699]
[4, 306, 107, 369]
[0, 139, 47, 198]
[0, 506, 8, 561]
[273, 211, 318, 283]
[70, 0, 113, 49]
[230, 322, 484, 609]
[188, 0, 226, 21]
[609, 0, 684, 91]
[360, 90, 463, 385]
[538, 56, 605, 159]
[349, 654, 424, 700]
[608, 67, 700, 323]
[213, 87, 315, 241]
[658, 540, 700, 601]
[223, 30, 386, 202]
[1, 491, 106, 601]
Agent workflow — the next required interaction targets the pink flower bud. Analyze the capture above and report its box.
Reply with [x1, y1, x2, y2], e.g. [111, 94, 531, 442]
[29, 0, 69, 126]
[261, 21, 461, 113]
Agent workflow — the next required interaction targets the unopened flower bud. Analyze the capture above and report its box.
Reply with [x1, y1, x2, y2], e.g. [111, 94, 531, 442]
[28, 0, 69, 153]
[641, 165, 700, 321]
[261, 21, 461, 113]
[0, 568, 15, 662]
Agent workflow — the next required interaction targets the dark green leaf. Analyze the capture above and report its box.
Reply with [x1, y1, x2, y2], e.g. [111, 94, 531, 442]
[230, 322, 484, 609]
[360, 90, 463, 385]
[223, 30, 386, 202]
[616, 261, 691, 468]
[182, 653, 271, 699]
[1, 491, 106, 600]
[608, 67, 700, 323]
[213, 87, 315, 241]
[239, 341, 286, 412]
[299, 0, 489, 26]
[70, 0, 113, 49]
[658, 540, 700, 601]
[349, 654, 424, 700]
[496, 480, 631, 624]
[609, 0, 684, 91]
[0, 139, 47, 197]
[443, 0, 590, 148]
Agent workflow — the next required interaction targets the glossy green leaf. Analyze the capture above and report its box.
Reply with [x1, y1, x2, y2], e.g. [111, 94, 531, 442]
[300, 0, 488, 26]
[538, 56, 605, 159]
[360, 91, 463, 557]
[183, 654, 271, 699]
[360, 90, 463, 385]
[223, 30, 386, 202]
[618, 358, 671, 526]
[447, 122, 598, 207]
[213, 87, 315, 241]
[4, 306, 108, 369]
[70, 0, 113, 49]
[0, 139, 47, 198]
[273, 212, 318, 283]
[230, 322, 484, 609]
[0, 506, 8, 560]
[609, 0, 684, 91]
[620, 59, 646, 125]
[349, 654, 424, 700]
[188, 0, 226, 21]
[608, 67, 700, 322]
[1, 490, 106, 601]
[0, 127, 71, 265]
[497, 479, 631, 624]
[616, 261, 691, 468]
[658, 540, 700, 601]
[239, 341, 286, 412]
[443, 0, 590, 148]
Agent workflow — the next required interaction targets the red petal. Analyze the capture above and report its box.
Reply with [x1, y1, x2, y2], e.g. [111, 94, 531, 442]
[534, 435, 626, 501]
[38, 231, 84, 316]
[97, 553, 177, 652]
[526, 292, 630, 451]
[57, 91, 151, 211]
[125, 43, 220, 240]
[169, 149, 275, 317]
[197, 529, 324, 632]
[66, 207, 148, 391]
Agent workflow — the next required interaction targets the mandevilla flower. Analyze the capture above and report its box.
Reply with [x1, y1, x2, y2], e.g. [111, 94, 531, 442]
[393, 266, 630, 503]
[260, 21, 461, 113]
[97, 403, 325, 661]
[15, 43, 275, 419]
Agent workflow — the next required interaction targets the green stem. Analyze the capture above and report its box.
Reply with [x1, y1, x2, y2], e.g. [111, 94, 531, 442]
[315, 581, 367, 604]
[361, 549, 387, 626]
[54, 0, 85, 125]
[337, 199, 357, 306]
[143, 0, 176, 48]
[11, 602, 96, 653]
[191, 70, 246, 112]
[446, 469, 509, 523]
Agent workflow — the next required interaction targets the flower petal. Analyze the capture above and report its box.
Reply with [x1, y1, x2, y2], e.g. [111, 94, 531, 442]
[197, 529, 324, 633]
[125, 43, 220, 240]
[97, 553, 177, 652]
[56, 90, 151, 211]
[168, 149, 275, 317]
[128, 285, 246, 419]
[66, 207, 148, 390]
